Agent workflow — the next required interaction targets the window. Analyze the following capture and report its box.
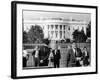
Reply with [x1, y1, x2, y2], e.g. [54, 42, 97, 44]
[68, 27, 70, 30]
[60, 25, 62, 29]
[48, 25, 49, 29]
[60, 31, 62, 38]
[55, 31, 58, 38]
[55, 25, 58, 29]
[51, 25, 53, 29]
[51, 31, 54, 36]
[64, 31, 65, 38]
[64, 25, 66, 30]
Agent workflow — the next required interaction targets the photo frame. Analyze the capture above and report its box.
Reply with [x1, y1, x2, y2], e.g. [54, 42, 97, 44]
[11, 1, 98, 79]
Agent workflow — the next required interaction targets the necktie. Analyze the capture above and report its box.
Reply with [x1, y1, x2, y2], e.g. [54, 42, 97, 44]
[75, 49, 77, 57]
[55, 50, 56, 55]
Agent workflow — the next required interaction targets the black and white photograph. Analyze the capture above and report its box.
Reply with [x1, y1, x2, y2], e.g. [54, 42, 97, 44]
[22, 10, 91, 69]
[11, 1, 97, 79]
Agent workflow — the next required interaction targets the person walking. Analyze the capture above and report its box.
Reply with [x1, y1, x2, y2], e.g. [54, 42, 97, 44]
[48, 48, 54, 67]
[32, 46, 40, 67]
[82, 47, 90, 66]
[52, 45, 61, 68]
[66, 42, 82, 67]
[23, 49, 29, 67]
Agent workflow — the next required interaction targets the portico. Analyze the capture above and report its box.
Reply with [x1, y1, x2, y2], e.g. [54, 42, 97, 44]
[24, 17, 87, 42]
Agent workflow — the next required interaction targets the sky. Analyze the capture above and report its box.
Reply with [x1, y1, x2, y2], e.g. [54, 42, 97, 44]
[23, 10, 91, 23]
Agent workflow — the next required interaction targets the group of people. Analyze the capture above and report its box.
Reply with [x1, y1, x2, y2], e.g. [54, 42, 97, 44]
[23, 44, 61, 68]
[23, 42, 90, 68]
[66, 42, 90, 67]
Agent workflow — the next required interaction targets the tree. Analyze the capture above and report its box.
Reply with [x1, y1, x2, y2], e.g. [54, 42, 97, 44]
[80, 29, 87, 42]
[23, 31, 28, 43]
[27, 25, 44, 43]
[65, 38, 70, 43]
[43, 38, 50, 45]
[72, 29, 87, 42]
[72, 29, 79, 42]
[86, 21, 91, 37]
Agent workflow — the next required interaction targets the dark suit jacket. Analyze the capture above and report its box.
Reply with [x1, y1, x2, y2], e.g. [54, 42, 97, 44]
[39, 46, 50, 66]
[67, 48, 76, 67]
[52, 49, 61, 61]
[82, 51, 89, 59]
[39, 46, 50, 61]
[75, 48, 82, 57]
[67, 48, 82, 67]
[32, 50, 40, 57]
[82, 51, 89, 65]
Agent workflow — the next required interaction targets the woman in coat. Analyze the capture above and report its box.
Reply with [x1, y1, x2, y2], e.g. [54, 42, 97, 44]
[48, 48, 54, 67]
[82, 47, 90, 66]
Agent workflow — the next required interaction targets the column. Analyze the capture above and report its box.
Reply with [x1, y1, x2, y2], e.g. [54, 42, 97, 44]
[52, 25, 54, 40]
[50, 25, 52, 40]
[58, 25, 60, 41]
[50, 25, 51, 40]
[54, 25, 56, 40]
[62, 25, 64, 39]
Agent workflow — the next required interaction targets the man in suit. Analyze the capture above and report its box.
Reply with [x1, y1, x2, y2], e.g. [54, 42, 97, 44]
[82, 47, 90, 66]
[75, 45, 82, 67]
[23, 48, 29, 67]
[39, 45, 50, 66]
[32, 46, 40, 67]
[52, 45, 61, 68]
[67, 42, 82, 67]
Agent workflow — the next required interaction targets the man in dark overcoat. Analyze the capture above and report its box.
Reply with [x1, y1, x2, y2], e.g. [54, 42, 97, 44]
[52, 45, 61, 68]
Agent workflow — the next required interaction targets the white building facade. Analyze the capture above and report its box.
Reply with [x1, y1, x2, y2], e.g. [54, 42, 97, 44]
[24, 18, 88, 42]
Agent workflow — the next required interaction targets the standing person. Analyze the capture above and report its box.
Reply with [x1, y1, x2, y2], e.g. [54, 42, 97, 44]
[39, 45, 50, 67]
[82, 47, 90, 66]
[52, 45, 61, 68]
[23, 49, 29, 67]
[66, 43, 76, 67]
[32, 45, 40, 67]
[66, 42, 82, 67]
[75, 44, 82, 67]
[48, 48, 54, 67]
